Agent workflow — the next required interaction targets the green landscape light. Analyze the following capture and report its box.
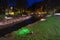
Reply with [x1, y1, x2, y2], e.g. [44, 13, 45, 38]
[16, 28, 31, 35]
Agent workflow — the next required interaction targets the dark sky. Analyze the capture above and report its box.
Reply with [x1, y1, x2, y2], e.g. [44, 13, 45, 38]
[7, 0, 43, 7]
[7, 0, 16, 7]
[27, 0, 43, 6]
[0, 0, 44, 7]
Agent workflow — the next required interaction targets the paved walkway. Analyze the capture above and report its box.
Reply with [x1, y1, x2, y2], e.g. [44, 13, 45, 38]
[0, 16, 31, 29]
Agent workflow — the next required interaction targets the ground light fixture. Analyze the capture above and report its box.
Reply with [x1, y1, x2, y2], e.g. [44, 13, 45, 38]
[15, 28, 32, 35]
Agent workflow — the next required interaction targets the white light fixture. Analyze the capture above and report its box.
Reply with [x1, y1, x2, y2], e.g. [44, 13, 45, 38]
[10, 7, 13, 10]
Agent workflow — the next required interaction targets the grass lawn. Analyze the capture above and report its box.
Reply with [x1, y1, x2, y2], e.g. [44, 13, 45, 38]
[3, 15, 60, 40]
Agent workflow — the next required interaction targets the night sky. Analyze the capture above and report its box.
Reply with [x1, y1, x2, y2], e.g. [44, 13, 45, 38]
[7, 0, 43, 7]
[0, 0, 43, 7]
[27, 0, 43, 6]
[7, 0, 16, 7]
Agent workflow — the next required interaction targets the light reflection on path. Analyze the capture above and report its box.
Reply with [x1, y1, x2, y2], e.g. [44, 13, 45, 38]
[0, 16, 31, 29]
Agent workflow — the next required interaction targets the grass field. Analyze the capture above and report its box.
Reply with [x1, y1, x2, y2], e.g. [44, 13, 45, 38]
[2, 15, 60, 40]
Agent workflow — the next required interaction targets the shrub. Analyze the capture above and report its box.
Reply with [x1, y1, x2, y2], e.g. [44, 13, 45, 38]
[0, 15, 4, 19]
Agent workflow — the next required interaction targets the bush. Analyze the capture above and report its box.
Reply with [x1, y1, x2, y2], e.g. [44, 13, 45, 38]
[0, 15, 4, 19]
[14, 13, 21, 17]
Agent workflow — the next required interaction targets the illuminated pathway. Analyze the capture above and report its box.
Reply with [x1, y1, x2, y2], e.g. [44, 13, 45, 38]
[0, 16, 31, 29]
[4, 15, 60, 40]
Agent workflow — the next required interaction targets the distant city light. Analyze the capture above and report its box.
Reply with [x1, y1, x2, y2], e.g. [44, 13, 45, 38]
[10, 7, 13, 9]
[9, 12, 14, 15]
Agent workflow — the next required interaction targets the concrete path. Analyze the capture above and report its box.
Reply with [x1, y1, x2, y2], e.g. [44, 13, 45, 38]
[0, 16, 31, 29]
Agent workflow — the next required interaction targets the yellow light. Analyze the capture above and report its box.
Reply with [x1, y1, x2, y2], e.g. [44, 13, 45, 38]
[41, 12, 47, 14]
[38, 12, 41, 14]
[10, 12, 14, 15]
